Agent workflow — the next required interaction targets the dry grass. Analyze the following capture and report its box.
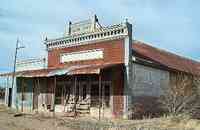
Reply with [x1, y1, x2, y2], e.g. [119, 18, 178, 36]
[0, 105, 200, 130]
[90, 115, 200, 130]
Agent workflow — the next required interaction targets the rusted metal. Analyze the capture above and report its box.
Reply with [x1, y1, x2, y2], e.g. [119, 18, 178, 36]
[0, 63, 122, 77]
[133, 40, 200, 75]
[1, 40, 200, 77]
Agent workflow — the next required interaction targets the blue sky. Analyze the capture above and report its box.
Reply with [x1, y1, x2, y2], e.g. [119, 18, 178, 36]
[0, 0, 200, 73]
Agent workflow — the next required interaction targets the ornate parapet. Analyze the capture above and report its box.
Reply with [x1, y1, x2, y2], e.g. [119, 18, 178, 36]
[45, 22, 129, 50]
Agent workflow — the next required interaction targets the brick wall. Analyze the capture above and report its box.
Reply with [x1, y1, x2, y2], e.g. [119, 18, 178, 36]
[48, 39, 124, 68]
[112, 65, 124, 118]
[47, 39, 126, 118]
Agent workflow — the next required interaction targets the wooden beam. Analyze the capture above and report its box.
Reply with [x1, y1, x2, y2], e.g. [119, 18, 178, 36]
[21, 78, 24, 112]
[79, 82, 81, 101]
[88, 76, 91, 104]
[102, 82, 105, 118]
[98, 74, 102, 120]
[52, 76, 56, 116]
[37, 78, 40, 109]
[74, 76, 77, 117]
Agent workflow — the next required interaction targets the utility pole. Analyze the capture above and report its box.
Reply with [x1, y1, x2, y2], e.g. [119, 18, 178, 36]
[10, 38, 25, 107]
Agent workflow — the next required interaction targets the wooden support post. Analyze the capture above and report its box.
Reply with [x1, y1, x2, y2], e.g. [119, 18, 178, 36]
[88, 76, 91, 104]
[37, 78, 40, 109]
[98, 75, 102, 120]
[32, 79, 35, 110]
[88, 76, 91, 113]
[21, 78, 24, 112]
[79, 82, 81, 101]
[63, 77, 71, 112]
[102, 83, 105, 118]
[6, 77, 9, 105]
[51, 78, 54, 110]
[53, 76, 56, 117]
[74, 76, 77, 117]
[63, 82, 66, 112]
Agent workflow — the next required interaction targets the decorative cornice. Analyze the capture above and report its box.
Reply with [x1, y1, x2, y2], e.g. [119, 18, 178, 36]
[44, 23, 129, 50]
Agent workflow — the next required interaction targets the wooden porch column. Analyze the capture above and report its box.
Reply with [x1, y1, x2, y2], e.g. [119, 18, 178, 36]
[52, 76, 56, 116]
[88, 76, 91, 104]
[37, 78, 40, 109]
[74, 76, 77, 117]
[79, 82, 81, 101]
[33, 78, 39, 110]
[21, 78, 24, 112]
[98, 74, 102, 120]
[102, 82, 105, 118]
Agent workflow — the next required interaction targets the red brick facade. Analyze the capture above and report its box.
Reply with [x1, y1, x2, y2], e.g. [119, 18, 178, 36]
[47, 39, 125, 118]
[48, 39, 124, 68]
[112, 65, 124, 118]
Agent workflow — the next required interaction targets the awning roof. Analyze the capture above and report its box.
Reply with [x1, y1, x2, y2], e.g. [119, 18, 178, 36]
[47, 64, 101, 77]
[0, 63, 122, 78]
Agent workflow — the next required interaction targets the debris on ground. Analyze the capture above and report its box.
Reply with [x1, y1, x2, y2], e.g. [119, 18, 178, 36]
[0, 105, 200, 130]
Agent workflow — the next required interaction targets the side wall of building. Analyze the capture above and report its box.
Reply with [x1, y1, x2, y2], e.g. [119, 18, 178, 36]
[129, 63, 170, 118]
[2, 76, 17, 109]
[15, 77, 54, 113]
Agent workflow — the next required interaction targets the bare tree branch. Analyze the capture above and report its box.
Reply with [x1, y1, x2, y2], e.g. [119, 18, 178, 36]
[160, 72, 200, 118]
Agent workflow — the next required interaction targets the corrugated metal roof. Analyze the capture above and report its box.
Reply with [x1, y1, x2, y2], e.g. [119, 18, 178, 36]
[0, 69, 52, 77]
[47, 65, 101, 77]
[133, 40, 200, 75]
[0, 63, 121, 77]
[2, 40, 199, 77]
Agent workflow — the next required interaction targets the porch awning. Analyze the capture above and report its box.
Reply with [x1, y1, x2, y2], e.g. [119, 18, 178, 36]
[0, 63, 122, 78]
[47, 64, 102, 77]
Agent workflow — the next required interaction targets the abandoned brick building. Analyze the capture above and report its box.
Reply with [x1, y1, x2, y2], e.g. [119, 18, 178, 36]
[1, 15, 200, 119]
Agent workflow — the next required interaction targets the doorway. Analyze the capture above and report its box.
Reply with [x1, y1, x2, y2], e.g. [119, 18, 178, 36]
[55, 85, 65, 105]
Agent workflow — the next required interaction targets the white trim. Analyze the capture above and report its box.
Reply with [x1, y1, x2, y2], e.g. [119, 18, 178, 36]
[45, 23, 128, 50]
[60, 49, 104, 63]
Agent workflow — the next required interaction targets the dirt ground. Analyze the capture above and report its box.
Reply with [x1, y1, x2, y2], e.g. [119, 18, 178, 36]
[0, 106, 74, 130]
[0, 105, 200, 130]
